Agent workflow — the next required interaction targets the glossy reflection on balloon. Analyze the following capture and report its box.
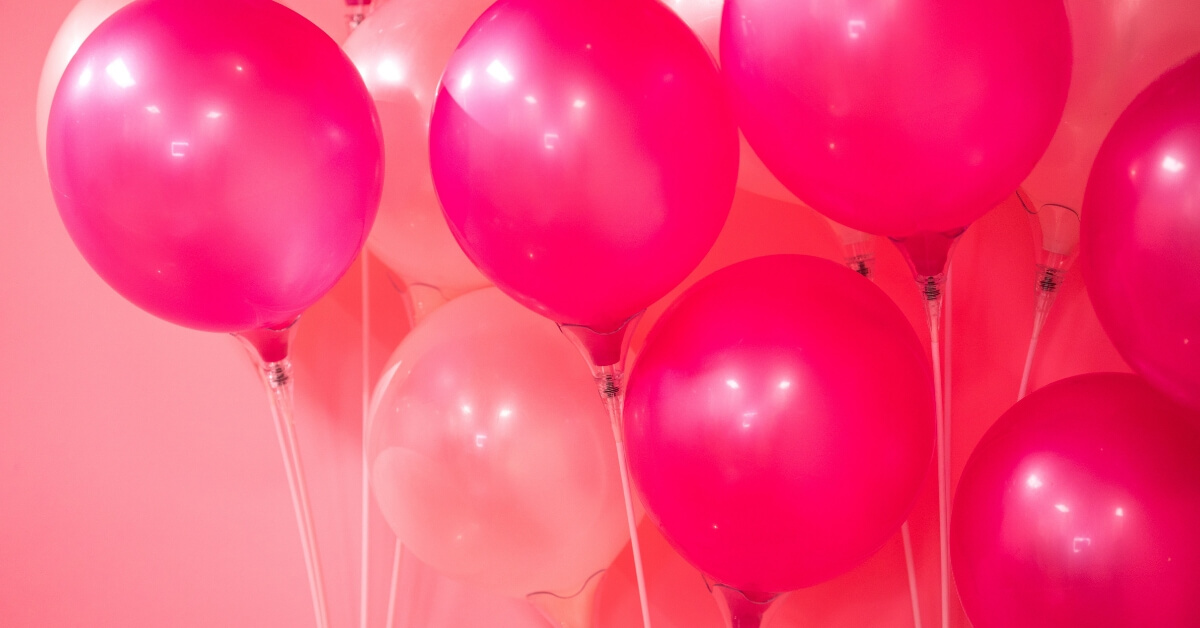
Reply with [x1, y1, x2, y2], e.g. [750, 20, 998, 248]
[342, 0, 493, 296]
[952, 373, 1200, 627]
[429, 0, 738, 331]
[720, 0, 1072, 236]
[368, 289, 630, 599]
[625, 255, 935, 594]
[46, 0, 382, 333]
[1082, 52, 1200, 412]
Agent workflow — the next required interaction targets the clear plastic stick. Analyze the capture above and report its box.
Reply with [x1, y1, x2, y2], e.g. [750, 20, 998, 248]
[926, 295, 950, 628]
[832, 225, 921, 628]
[360, 252, 372, 628]
[1017, 195, 1080, 401]
[386, 541, 403, 628]
[559, 315, 653, 628]
[255, 354, 331, 628]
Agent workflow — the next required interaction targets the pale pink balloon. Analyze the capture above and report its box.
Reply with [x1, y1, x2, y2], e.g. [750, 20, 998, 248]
[624, 254, 935, 594]
[36, 0, 133, 167]
[429, 0, 738, 332]
[1082, 53, 1200, 411]
[1024, 0, 1200, 212]
[342, 0, 492, 296]
[952, 373, 1200, 627]
[368, 288, 630, 599]
[721, 0, 1072, 236]
[46, 0, 382, 333]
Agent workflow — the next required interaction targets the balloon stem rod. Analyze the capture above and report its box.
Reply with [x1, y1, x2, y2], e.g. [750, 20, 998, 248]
[237, 323, 330, 628]
[385, 540, 403, 628]
[708, 582, 780, 628]
[926, 293, 951, 628]
[1018, 266, 1063, 400]
[901, 522, 924, 628]
[360, 252, 373, 628]
[559, 312, 651, 628]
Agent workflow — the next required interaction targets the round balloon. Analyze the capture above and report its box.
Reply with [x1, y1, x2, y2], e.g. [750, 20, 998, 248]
[721, 0, 1072, 236]
[429, 0, 738, 332]
[369, 288, 630, 598]
[624, 254, 935, 594]
[342, 0, 492, 296]
[46, 0, 382, 333]
[1082, 52, 1200, 411]
[952, 373, 1200, 627]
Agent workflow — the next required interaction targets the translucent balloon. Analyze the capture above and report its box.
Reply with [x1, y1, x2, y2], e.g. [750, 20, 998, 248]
[721, 0, 1072, 236]
[1024, 0, 1200, 212]
[624, 254, 935, 594]
[46, 0, 382, 332]
[429, 0, 738, 331]
[952, 373, 1200, 627]
[342, 0, 492, 296]
[1082, 53, 1200, 411]
[368, 288, 630, 599]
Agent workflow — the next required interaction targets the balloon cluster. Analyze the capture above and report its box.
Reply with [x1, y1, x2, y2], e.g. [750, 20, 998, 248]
[40, 0, 1200, 626]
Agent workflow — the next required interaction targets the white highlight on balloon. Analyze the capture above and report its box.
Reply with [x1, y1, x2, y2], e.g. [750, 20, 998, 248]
[486, 59, 513, 83]
[106, 58, 135, 88]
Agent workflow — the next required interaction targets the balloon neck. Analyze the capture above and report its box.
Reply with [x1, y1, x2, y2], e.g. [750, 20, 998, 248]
[706, 579, 781, 628]
[889, 227, 965, 303]
[234, 318, 298, 375]
[825, 218, 878, 279]
[558, 311, 644, 374]
[526, 569, 605, 628]
[345, 0, 374, 30]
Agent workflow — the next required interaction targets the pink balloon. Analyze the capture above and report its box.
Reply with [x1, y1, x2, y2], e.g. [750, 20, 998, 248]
[720, 0, 1072, 236]
[951, 373, 1200, 627]
[1082, 52, 1200, 412]
[624, 254, 935, 594]
[369, 288, 630, 599]
[429, 0, 738, 332]
[342, 0, 493, 296]
[46, 0, 382, 333]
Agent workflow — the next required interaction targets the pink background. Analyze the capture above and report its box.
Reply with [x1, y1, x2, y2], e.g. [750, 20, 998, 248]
[0, 1, 1131, 627]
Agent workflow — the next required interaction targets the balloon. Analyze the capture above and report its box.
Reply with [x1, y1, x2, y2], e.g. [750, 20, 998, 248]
[951, 373, 1200, 627]
[1082, 52, 1200, 411]
[624, 254, 935, 594]
[1024, 0, 1200, 212]
[720, 0, 1072, 236]
[342, 0, 492, 296]
[429, 0, 738, 332]
[368, 288, 630, 599]
[46, 0, 382, 333]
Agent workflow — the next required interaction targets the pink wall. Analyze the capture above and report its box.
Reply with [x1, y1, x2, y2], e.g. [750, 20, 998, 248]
[0, 1, 1133, 627]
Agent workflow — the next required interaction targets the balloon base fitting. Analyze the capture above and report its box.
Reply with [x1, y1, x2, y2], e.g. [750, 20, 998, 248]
[527, 568, 605, 628]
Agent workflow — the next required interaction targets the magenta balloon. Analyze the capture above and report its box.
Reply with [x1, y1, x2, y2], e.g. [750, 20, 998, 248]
[624, 255, 935, 594]
[429, 0, 738, 332]
[952, 373, 1200, 627]
[46, 0, 382, 333]
[720, 0, 1072, 236]
[1082, 54, 1200, 412]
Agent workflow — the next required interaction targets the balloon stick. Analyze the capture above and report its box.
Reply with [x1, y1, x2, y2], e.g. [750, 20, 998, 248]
[1016, 193, 1080, 400]
[830, 222, 922, 628]
[559, 314, 653, 628]
[385, 541, 404, 628]
[891, 229, 965, 628]
[361, 253, 373, 628]
[237, 322, 330, 628]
